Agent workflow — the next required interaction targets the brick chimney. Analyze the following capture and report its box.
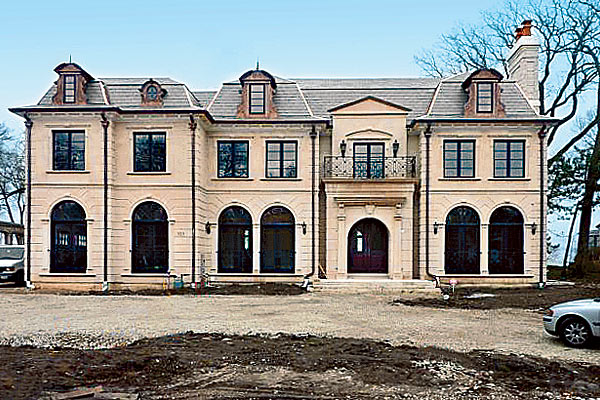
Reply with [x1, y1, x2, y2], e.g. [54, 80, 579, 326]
[507, 20, 541, 112]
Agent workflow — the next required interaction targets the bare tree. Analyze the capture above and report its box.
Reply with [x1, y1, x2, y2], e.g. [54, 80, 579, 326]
[0, 123, 25, 224]
[415, 0, 599, 162]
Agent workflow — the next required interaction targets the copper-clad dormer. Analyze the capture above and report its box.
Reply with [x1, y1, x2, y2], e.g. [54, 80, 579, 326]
[139, 79, 167, 106]
[236, 68, 278, 119]
[461, 69, 505, 118]
[51, 62, 93, 105]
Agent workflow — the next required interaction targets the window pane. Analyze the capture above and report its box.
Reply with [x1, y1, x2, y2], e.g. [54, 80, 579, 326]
[218, 142, 233, 177]
[151, 134, 166, 171]
[446, 168, 458, 177]
[135, 134, 150, 172]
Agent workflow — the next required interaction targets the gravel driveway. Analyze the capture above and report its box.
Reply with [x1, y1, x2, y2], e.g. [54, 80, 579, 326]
[0, 292, 597, 365]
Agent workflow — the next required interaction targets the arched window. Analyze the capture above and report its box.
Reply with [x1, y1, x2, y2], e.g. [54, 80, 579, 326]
[146, 85, 158, 101]
[489, 206, 524, 274]
[132, 202, 168, 274]
[347, 218, 388, 274]
[445, 206, 480, 274]
[51, 201, 87, 273]
[260, 206, 295, 273]
[218, 206, 253, 273]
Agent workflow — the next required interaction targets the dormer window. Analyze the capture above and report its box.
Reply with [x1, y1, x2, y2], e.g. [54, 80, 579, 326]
[249, 84, 266, 114]
[51, 62, 93, 105]
[477, 83, 493, 113]
[147, 85, 158, 101]
[140, 79, 166, 106]
[461, 69, 504, 118]
[63, 75, 76, 103]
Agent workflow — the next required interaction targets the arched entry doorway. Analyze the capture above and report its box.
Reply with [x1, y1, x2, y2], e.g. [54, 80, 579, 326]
[445, 206, 480, 274]
[347, 218, 388, 274]
[260, 206, 295, 273]
[50, 200, 87, 273]
[489, 206, 524, 274]
[132, 202, 168, 274]
[218, 206, 253, 273]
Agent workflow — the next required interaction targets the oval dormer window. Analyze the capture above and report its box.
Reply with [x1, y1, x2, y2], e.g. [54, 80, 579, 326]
[147, 85, 158, 101]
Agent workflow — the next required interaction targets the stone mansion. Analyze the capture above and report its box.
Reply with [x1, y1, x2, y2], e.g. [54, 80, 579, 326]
[10, 21, 556, 289]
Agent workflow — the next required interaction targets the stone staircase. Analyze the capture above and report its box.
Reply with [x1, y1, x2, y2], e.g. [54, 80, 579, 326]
[313, 278, 437, 294]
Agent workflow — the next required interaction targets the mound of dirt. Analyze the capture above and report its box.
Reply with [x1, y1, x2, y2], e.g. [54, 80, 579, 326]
[393, 284, 600, 310]
[2, 332, 599, 399]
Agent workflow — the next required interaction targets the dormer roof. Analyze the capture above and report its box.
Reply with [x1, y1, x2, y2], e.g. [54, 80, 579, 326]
[239, 69, 277, 89]
[53, 62, 94, 82]
[461, 69, 504, 90]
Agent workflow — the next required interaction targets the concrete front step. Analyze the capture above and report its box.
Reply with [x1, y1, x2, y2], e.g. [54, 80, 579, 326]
[314, 279, 437, 293]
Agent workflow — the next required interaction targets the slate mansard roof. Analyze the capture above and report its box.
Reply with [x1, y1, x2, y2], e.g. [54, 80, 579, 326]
[33, 70, 542, 122]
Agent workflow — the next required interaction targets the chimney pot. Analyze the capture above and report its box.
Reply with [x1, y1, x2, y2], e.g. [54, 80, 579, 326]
[521, 20, 532, 36]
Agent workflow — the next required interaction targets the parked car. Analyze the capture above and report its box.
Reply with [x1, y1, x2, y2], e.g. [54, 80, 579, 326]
[544, 298, 600, 347]
[0, 245, 25, 284]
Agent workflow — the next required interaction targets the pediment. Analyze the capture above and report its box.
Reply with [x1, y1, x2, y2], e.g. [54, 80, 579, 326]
[345, 128, 394, 139]
[328, 96, 411, 115]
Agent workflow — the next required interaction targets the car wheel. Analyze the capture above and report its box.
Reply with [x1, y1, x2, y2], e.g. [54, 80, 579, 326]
[559, 317, 592, 348]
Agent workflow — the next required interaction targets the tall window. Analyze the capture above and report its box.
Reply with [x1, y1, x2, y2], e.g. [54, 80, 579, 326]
[63, 75, 76, 103]
[249, 84, 266, 114]
[266, 141, 297, 178]
[445, 206, 480, 274]
[260, 206, 295, 273]
[353, 143, 384, 179]
[51, 201, 87, 273]
[218, 206, 253, 273]
[134, 133, 166, 172]
[53, 131, 85, 171]
[444, 140, 475, 178]
[477, 82, 493, 113]
[218, 141, 249, 178]
[494, 140, 525, 178]
[132, 202, 168, 274]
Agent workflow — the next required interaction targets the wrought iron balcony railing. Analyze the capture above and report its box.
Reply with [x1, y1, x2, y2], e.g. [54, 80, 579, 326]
[322, 156, 417, 179]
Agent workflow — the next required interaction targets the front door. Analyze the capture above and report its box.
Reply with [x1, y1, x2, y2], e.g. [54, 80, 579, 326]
[347, 218, 388, 273]
[51, 221, 87, 273]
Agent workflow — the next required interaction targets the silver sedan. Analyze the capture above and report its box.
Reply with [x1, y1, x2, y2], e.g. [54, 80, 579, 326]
[543, 298, 600, 347]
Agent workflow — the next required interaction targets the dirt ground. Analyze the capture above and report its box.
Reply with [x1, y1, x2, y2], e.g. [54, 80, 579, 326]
[392, 283, 600, 310]
[1, 284, 599, 399]
[1, 332, 598, 400]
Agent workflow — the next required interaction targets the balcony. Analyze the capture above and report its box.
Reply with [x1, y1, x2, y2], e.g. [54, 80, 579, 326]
[322, 156, 417, 180]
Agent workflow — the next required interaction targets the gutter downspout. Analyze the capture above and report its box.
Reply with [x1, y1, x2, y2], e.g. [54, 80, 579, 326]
[538, 126, 547, 288]
[24, 114, 33, 289]
[303, 125, 318, 287]
[424, 123, 437, 284]
[101, 113, 110, 292]
[189, 115, 198, 287]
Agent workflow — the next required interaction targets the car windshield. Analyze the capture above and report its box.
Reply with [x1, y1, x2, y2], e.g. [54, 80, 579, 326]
[0, 247, 24, 260]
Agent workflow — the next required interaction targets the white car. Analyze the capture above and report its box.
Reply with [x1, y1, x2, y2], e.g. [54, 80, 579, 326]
[543, 298, 600, 347]
[0, 245, 25, 284]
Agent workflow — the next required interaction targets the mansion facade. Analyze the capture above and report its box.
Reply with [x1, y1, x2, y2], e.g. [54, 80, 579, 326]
[11, 21, 556, 289]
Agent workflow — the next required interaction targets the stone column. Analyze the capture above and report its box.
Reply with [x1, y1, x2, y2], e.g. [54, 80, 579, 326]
[391, 203, 403, 280]
[481, 224, 489, 275]
[253, 223, 260, 274]
[336, 203, 347, 279]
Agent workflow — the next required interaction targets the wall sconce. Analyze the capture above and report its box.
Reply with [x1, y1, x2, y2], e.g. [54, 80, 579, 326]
[301, 221, 307, 235]
[340, 140, 347, 157]
[433, 221, 441, 235]
[393, 139, 399, 158]
[205, 221, 213, 234]
[531, 222, 537, 235]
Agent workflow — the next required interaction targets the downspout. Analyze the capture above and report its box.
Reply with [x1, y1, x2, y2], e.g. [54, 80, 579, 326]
[424, 123, 437, 284]
[189, 115, 197, 287]
[24, 114, 33, 289]
[303, 125, 318, 286]
[101, 113, 110, 291]
[538, 125, 547, 288]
